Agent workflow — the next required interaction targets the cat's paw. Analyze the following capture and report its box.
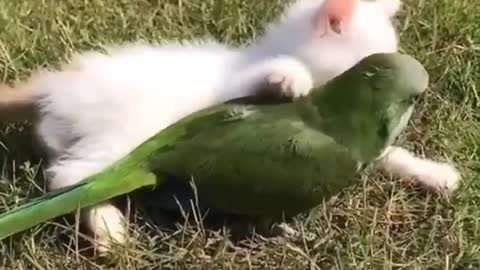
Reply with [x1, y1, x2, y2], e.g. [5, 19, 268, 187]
[407, 160, 460, 193]
[262, 57, 314, 99]
[84, 203, 127, 254]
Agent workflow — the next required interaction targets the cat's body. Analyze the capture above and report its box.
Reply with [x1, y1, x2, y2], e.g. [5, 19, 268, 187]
[0, 0, 460, 252]
[9, 0, 402, 191]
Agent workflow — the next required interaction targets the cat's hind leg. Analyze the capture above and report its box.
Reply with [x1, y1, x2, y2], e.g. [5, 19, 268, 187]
[83, 203, 126, 253]
[48, 156, 128, 253]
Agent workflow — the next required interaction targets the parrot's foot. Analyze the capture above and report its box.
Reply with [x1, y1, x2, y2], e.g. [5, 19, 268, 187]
[379, 146, 460, 193]
[262, 56, 314, 99]
[272, 222, 298, 237]
[84, 203, 127, 254]
[271, 223, 316, 241]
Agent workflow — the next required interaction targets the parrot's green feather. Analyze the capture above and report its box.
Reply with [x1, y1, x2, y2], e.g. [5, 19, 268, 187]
[0, 53, 429, 240]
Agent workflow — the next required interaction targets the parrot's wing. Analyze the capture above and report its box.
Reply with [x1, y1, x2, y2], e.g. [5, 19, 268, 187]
[0, 169, 156, 240]
[149, 111, 359, 216]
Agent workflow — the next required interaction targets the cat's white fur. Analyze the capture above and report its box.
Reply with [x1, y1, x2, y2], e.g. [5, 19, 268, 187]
[23, 0, 459, 251]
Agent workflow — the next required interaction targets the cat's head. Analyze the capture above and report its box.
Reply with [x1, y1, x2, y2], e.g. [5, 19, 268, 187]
[258, 0, 401, 86]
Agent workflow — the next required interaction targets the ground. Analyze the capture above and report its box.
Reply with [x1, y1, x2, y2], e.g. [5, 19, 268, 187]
[0, 0, 479, 269]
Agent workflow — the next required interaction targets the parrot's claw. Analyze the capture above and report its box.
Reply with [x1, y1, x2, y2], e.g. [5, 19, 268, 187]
[274, 222, 298, 237]
[271, 222, 316, 241]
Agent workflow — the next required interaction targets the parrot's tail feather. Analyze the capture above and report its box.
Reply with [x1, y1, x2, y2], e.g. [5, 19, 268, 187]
[0, 183, 86, 218]
[0, 169, 157, 241]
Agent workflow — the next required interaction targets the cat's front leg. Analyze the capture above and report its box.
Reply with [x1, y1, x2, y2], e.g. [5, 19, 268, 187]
[260, 56, 314, 99]
[376, 146, 460, 192]
[235, 56, 314, 100]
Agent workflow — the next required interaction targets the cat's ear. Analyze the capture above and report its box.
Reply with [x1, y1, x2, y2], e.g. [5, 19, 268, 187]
[378, 0, 402, 18]
[312, 0, 356, 36]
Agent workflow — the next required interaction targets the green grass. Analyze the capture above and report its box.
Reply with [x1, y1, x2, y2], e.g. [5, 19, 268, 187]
[0, 0, 479, 269]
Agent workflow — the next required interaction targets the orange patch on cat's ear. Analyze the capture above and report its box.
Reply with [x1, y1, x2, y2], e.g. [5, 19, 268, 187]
[312, 0, 356, 36]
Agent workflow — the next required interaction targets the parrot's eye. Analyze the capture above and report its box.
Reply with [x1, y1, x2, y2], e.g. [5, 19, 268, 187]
[402, 96, 417, 106]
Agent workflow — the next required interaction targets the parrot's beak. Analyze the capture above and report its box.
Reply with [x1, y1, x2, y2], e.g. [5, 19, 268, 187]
[386, 105, 414, 147]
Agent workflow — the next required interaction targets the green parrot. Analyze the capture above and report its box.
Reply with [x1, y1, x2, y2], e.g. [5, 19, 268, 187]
[0, 52, 428, 240]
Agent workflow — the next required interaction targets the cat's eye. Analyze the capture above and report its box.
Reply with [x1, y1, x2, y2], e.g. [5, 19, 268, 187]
[329, 18, 342, 34]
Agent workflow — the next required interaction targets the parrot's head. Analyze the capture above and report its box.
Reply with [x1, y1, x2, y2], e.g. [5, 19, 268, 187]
[355, 52, 429, 146]
[304, 52, 429, 161]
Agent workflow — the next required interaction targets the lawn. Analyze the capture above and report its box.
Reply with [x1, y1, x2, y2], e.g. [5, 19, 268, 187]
[0, 0, 479, 269]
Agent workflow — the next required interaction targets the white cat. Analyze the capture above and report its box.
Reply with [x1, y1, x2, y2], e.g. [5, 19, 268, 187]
[0, 0, 459, 252]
